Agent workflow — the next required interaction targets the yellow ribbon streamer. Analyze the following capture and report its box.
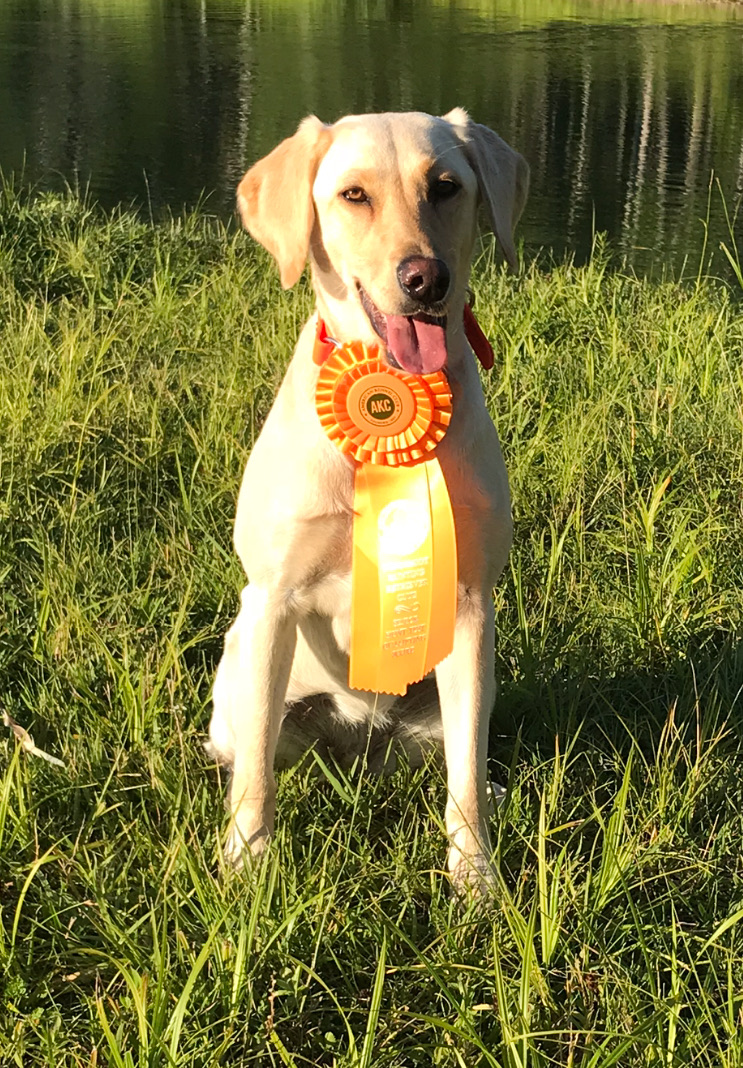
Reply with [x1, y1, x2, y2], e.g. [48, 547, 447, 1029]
[315, 334, 457, 695]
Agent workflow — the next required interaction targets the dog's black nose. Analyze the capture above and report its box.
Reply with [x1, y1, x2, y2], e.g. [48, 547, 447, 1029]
[397, 256, 450, 306]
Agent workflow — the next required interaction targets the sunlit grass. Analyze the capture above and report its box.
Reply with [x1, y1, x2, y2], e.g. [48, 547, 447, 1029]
[1, 185, 742, 1066]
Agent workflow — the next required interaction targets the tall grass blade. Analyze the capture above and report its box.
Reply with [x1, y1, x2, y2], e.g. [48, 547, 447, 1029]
[358, 931, 387, 1068]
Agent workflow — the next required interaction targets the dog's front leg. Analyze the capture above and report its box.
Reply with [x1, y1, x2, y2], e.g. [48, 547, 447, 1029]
[435, 591, 496, 892]
[213, 584, 297, 866]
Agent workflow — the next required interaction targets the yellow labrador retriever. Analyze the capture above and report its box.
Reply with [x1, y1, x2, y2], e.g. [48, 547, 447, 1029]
[208, 109, 528, 889]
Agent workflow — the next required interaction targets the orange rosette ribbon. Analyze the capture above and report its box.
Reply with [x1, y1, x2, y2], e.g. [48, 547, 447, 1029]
[315, 330, 457, 696]
[315, 339, 452, 466]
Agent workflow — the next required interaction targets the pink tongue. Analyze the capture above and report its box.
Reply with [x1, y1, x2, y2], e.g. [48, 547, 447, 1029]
[385, 315, 447, 374]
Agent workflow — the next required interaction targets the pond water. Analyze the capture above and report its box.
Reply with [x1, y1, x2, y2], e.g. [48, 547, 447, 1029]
[1, 0, 742, 275]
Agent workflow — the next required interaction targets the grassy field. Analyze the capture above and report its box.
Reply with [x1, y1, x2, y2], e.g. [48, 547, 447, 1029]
[1, 184, 743, 1067]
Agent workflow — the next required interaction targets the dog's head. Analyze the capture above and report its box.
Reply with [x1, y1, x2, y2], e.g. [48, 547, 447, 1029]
[237, 109, 528, 374]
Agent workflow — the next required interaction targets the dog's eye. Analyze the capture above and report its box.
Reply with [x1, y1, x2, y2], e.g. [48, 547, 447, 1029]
[341, 187, 370, 205]
[430, 178, 460, 201]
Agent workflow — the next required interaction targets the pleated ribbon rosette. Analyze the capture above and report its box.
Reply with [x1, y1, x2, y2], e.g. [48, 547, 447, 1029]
[315, 332, 457, 695]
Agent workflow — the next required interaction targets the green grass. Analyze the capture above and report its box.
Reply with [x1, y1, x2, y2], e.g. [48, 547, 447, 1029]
[1, 183, 743, 1066]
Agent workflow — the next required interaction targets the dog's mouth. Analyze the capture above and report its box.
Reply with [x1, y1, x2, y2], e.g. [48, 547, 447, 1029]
[357, 284, 448, 375]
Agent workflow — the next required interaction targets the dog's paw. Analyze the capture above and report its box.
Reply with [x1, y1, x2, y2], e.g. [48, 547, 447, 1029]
[222, 821, 270, 872]
[448, 850, 497, 901]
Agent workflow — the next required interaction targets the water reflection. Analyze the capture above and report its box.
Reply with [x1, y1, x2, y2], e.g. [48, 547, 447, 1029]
[0, 0, 741, 274]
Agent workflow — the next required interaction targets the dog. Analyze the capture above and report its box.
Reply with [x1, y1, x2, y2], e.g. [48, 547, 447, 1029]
[208, 109, 528, 890]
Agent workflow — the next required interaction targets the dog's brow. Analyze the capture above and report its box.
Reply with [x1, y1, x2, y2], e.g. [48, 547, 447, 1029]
[334, 169, 376, 191]
[430, 143, 466, 169]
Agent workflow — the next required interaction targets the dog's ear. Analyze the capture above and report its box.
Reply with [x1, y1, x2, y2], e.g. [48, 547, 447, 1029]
[443, 107, 529, 271]
[237, 116, 331, 288]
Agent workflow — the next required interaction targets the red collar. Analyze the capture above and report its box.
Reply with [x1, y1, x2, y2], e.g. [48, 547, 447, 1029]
[313, 303, 494, 371]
